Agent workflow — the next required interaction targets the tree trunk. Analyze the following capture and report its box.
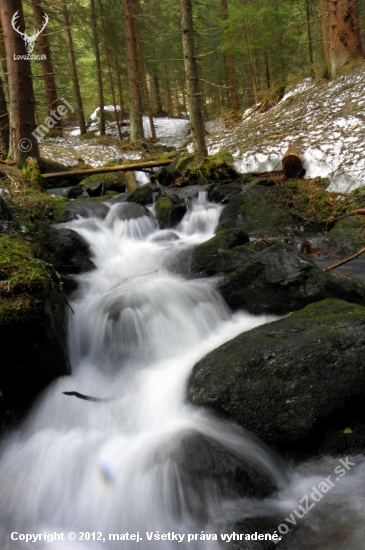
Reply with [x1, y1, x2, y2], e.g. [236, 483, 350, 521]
[0, 0, 39, 166]
[31, 0, 62, 134]
[328, 0, 364, 77]
[120, 0, 144, 141]
[90, 0, 105, 135]
[305, 0, 316, 78]
[153, 75, 163, 114]
[319, 0, 331, 68]
[179, 0, 207, 163]
[0, 75, 9, 158]
[243, 0, 259, 103]
[61, 1, 86, 135]
[98, 0, 122, 139]
[114, 53, 125, 122]
[222, 0, 239, 110]
[0, 20, 9, 104]
[132, 1, 156, 139]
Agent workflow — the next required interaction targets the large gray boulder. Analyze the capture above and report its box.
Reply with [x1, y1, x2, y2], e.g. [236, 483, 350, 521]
[217, 183, 296, 235]
[218, 242, 365, 314]
[188, 299, 365, 448]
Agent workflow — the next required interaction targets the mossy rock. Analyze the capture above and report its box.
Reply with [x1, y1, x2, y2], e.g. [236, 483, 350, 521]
[208, 181, 242, 204]
[326, 216, 365, 255]
[191, 229, 253, 276]
[155, 195, 186, 229]
[79, 171, 127, 197]
[218, 242, 365, 314]
[188, 299, 365, 451]
[217, 184, 296, 235]
[126, 184, 154, 206]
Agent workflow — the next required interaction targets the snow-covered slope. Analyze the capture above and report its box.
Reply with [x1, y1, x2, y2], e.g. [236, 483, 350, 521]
[207, 64, 365, 193]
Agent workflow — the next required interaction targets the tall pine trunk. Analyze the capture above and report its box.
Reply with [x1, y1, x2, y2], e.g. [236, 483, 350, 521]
[0, 75, 9, 158]
[98, 0, 122, 139]
[132, 1, 156, 139]
[153, 75, 163, 114]
[319, 0, 330, 68]
[222, 0, 239, 110]
[90, 0, 105, 135]
[179, 0, 207, 163]
[61, 0, 86, 135]
[0, 0, 39, 166]
[328, 0, 364, 76]
[31, 0, 62, 134]
[305, 0, 315, 78]
[121, 0, 144, 141]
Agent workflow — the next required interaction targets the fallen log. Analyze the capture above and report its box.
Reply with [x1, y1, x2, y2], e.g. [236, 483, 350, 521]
[41, 159, 171, 179]
[282, 146, 304, 178]
[324, 246, 365, 272]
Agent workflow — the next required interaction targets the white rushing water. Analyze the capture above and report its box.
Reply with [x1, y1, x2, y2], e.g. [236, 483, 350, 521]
[0, 193, 364, 549]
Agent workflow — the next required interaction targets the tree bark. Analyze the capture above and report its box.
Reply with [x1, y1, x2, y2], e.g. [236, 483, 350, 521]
[222, 0, 239, 110]
[328, 0, 364, 77]
[0, 0, 39, 166]
[133, 8, 156, 139]
[120, 0, 144, 141]
[305, 0, 316, 78]
[153, 75, 163, 114]
[31, 0, 61, 134]
[90, 0, 105, 135]
[179, 0, 207, 163]
[0, 19, 9, 104]
[42, 159, 171, 179]
[61, 1, 86, 135]
[98, 0, 122, 139]
[319, 0, 331, 68]
[0, 74, 9, 158]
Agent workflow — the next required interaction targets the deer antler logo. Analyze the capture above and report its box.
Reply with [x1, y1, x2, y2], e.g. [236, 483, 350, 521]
[11, 10, 49, 55]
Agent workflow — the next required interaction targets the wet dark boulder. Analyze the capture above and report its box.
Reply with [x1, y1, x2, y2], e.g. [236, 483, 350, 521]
[53, 228, 95, 275]
[190, 229, 254, 277]
[326, 216, 365, 256]
[126, 184, 154, 206]
[0, 282, 70, 416]
[208, 181, 242, 204]
[0, 196, 13, 221]
[217, 184, 296, 235]
[218, 243, 365, 314]
[188, 299, 365, 448]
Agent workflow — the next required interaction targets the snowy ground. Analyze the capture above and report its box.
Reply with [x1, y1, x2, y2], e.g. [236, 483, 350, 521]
[207, 64, 365, 193]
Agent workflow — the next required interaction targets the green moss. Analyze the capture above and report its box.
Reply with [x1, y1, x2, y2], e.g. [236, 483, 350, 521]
[0, 235, 55, 324]
[326, 216, 365, 255]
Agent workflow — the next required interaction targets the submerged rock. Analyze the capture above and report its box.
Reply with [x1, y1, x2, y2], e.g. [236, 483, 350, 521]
[218, 242, 365, 314]
[326, 216, 365, 255]
[188, 299, 365, 449]
[110, 202, 151, 221]
[217, 183, 296, 235]
[162, 432, 277, 521]
[47, 186, 86, 199]
[64, 200, 110, 221]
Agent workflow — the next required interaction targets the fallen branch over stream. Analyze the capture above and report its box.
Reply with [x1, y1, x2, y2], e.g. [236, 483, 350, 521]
[41, 159, 172, 179]
[324, 247, 365, 272]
